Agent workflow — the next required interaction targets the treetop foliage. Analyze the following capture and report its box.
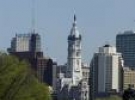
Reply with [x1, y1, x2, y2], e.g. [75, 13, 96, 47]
[0, 53, 51, 100]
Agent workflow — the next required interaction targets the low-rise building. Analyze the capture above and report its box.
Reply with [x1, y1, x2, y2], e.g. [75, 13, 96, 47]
[82, 63, 90, 83]
[123, 67, 135, 90]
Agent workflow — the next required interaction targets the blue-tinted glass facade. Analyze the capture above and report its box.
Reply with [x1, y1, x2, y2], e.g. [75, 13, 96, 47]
[116, 31, 135, 68]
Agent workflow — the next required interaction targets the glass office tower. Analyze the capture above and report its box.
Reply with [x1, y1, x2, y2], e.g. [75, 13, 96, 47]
[116, 31, 135, 68]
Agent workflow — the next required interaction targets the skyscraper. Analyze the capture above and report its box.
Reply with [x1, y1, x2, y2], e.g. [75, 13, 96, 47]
[8, 33, 41, 52]
[116, 31, 135, 68]
[8, 33, 54, 86]
[90, 44, 123, 99]
[31, 33, 41, 52]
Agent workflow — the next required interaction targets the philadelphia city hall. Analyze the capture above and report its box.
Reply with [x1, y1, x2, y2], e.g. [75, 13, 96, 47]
[53, 15, 89, 100]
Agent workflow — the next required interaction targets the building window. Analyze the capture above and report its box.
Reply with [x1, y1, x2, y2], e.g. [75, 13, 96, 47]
[76, 52, 80, 56]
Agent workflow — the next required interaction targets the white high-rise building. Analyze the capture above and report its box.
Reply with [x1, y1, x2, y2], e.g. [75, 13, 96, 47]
[90, 44, 123, 98]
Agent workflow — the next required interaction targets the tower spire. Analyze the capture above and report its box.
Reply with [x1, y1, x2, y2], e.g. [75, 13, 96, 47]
[74, 14, 76, 22]
[67, 15, 82, 85]
[73, 14, 77, 27]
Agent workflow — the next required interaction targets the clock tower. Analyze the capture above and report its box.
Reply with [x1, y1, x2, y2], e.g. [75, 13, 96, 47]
[67, 15, 82, 85]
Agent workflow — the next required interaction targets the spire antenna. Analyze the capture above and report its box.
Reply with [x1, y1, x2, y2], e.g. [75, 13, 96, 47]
[31, 0, 36, 33]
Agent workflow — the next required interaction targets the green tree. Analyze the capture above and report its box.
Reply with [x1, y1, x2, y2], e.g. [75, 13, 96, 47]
[0, 53, 51, 100]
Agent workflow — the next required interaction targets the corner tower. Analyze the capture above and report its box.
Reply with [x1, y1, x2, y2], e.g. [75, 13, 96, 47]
[67, 15, 82, 85]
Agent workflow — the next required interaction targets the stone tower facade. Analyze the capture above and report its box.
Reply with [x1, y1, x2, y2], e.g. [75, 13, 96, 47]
[67, 15, 82, 85]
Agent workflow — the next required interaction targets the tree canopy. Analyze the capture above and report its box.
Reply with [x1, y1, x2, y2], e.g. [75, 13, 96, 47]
[0, 53, 51, 100]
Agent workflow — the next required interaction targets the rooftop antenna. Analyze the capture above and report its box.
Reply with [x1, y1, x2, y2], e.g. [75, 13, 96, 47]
[31, 0, 36, 33]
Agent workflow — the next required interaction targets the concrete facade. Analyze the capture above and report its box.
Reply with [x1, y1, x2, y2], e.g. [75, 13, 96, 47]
[54, 15, 89, 100]
[90, 44, 123, 99]
[123, 67, 135, 90]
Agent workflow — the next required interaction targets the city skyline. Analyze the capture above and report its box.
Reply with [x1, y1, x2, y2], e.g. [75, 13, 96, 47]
[1, 0, 135, 64]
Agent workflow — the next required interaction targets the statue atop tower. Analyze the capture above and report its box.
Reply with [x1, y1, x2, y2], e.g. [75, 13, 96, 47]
[68, 14, 81, 40]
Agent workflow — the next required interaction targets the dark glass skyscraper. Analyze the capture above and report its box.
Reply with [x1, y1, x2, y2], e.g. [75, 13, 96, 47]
[116, 31, 135, 68]
[31, 33, 41, 52]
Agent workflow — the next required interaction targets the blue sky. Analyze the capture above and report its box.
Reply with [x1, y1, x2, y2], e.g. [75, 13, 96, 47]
[0, 0, 135, 64]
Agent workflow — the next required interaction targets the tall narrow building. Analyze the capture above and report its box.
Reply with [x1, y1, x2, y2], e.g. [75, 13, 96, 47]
[55, 15, 89, 100]
[67, 15, 82, 85]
